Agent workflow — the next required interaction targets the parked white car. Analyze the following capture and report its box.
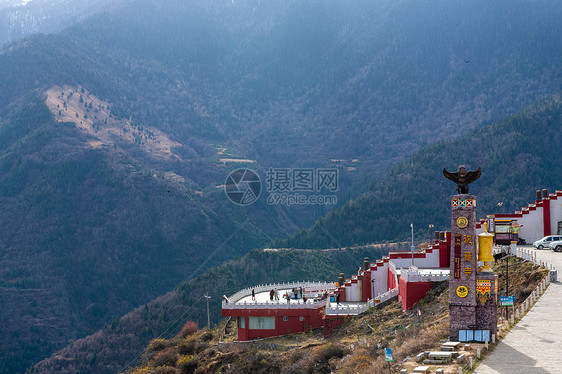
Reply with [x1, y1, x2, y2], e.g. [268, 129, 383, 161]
[548, 240, 562, 252]
[533, 235, 562, 250]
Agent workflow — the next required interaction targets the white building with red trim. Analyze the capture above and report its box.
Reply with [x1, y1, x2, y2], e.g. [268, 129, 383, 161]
[222, 239, 451, 340]
[476, 189, 562, 242]
[222, 189, 562, 341]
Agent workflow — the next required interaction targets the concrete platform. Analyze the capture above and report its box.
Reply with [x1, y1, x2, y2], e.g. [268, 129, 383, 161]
[476, 247, 562, 373]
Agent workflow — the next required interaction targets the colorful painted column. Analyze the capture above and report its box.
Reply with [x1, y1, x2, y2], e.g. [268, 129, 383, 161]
[449, 194, 478, 341]
[448, 194, 498, 341]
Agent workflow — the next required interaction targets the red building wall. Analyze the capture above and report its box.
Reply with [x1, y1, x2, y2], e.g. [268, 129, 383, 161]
[398, 277, 433, 311]
[543, 198, 551, 236]
[362, 270, 371, 302]
[223, 306, 325, 341]
[388, 269, 397, 290]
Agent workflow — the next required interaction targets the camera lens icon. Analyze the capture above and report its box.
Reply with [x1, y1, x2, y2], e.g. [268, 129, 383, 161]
[224, 169, 261, 206]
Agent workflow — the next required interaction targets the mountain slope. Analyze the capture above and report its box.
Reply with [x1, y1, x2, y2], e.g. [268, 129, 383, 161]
[33, 245, 401, 373]
[0, 0, 561, 372]
[0, 95, 296, 373]
[2, 0, 561, 172]
[279, 95, 562, 249]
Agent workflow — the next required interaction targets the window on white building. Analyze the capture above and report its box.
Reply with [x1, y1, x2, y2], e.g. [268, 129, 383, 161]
[249, 316, 275, 330]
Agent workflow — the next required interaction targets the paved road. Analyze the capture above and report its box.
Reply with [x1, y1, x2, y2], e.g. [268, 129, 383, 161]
[476, 246, 562, 374]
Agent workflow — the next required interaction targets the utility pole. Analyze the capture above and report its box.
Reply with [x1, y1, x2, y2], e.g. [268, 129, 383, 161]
[411, 223, 415, 266]
[204, 293, 211, 330]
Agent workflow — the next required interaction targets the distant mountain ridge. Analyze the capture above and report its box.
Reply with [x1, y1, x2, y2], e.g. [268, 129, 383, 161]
[0, 0, 116, 45]
[278, 94, 562, 249]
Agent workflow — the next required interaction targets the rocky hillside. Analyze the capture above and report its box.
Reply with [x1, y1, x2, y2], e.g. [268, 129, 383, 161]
[126, 258, 548, 374]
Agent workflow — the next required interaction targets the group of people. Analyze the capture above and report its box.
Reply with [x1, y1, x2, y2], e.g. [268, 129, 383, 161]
[249, 287, 339, 305]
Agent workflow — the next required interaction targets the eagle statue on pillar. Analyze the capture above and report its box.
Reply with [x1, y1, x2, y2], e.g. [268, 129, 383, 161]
[443, 165, 481, 194]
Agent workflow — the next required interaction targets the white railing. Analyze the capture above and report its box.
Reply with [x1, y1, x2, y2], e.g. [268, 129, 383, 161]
[224, 298, 328, 310]
[369, 287, 399, 307]
[513, 246, 556, 272]
[400, 270, 449, 283]
[515, 247, 537, 263]
[324, 287, 400, 316]
[325, 302, 370, 316]
[223, 281, 334, 305]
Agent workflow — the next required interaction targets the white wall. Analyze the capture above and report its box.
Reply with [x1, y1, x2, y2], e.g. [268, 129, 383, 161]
[550, 197, 562, 235]
[350, 281, 361, 302]
[517, 208, 544, 243]
[475, 197, 562, 244]
[345, 282, 352, 301]
[371, 262, 389, 299]
[389, 250, 440, 269]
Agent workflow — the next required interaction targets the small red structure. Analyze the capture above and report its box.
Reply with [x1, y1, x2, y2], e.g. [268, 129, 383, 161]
[222, 283, 333, 341]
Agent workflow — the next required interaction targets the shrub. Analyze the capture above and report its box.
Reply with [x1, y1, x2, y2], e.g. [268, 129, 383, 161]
[177, 355, 197, 374]
[143, 339, 174, 363]
[148, 339, 172, 353]
[150, 349, 178, 367]
[178, 338, 197, 355]
[179, 321, 199, 337]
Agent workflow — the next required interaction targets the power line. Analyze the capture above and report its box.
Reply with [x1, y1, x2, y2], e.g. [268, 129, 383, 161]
[118, 294, 205, 373]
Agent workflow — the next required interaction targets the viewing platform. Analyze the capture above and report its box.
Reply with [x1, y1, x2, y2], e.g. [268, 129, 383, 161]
[222, 281, 335, 310]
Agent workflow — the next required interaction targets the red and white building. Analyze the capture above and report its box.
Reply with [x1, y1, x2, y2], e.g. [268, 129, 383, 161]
[222, 238, 451, 340]
[476, 189, 562, 242]
[222, 188, 562, 341]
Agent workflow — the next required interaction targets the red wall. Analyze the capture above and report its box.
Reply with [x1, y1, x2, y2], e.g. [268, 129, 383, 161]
[388, 269, 397, 290]
[399, 277, 433, 311]
[223, 307, 325, 341]
[362, 270, 371, 302]
[439, 234, 451, 268]
[323, 316, 350, 338]
[543, 198, 551, 236]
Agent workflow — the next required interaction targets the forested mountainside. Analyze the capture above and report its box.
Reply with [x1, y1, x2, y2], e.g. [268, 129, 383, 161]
[0, 0, 561, 372]
[0, 0, 115, 45]
[32, 94, 562, 373]
[279, 95, 562, 249]
[0, 94, 302, 373]
[33, 245, 402, 373]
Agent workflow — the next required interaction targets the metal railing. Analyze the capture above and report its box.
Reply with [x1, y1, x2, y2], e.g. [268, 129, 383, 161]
[222, 281, 334, 308]
[224, 297, 328, 310]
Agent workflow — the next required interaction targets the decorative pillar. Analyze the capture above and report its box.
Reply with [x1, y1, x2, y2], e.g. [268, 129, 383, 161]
[448, 194, 498, 341]
[449, 194, 478, 340]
